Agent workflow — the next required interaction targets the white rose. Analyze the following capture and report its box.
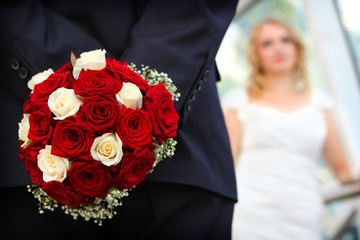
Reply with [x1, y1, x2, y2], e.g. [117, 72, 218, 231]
[48, 88, 82, 120]
[38, 145, 70, 182]
[91, 132, 123, 166]
[27, 68, 54, 91]
[73, 49, 107, 79]
[115, 82, 143, 110]
[18, 114, 32, 147]
[18, 114, 30, 141]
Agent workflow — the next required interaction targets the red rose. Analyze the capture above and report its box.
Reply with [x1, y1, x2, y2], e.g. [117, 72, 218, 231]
[41, 181, 81, 208]
[18, 141, 45, 186]
[28, 102, 56, 145]
[116, 108, 153, 151]
[55, 62, 73, 74]
[144, 83, 179, 144]
[51, 117, 93, 160]
[106, 59, 150, 92]
[105, 59, 128, 79]
[65, 185, 95, 207]
[106, 59, 128, 69]
[77, 95, 121, 135]
[42, 181, 71, 206]
[23, 99, 34, 114]
[31, 72, 74, 102]
[114, 149, 155, 190]
[68, 160, 113, 199]
[73, 69, 122, 97]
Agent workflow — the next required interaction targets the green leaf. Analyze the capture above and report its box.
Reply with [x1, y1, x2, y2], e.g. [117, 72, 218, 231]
[71, 51, 77, 67]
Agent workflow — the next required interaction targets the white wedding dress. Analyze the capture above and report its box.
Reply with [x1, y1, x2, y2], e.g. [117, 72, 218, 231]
[222, 88, 333, 240]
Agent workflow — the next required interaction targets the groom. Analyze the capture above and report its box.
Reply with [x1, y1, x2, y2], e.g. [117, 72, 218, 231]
[0, 0, 238, 239]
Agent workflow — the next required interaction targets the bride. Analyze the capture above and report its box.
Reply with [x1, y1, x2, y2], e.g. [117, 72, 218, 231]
[223, 18, 358, 240]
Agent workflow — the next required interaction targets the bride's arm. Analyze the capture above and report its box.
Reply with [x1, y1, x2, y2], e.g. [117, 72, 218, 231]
[224, 109, 242, 164]
[323, 110, 356, 184]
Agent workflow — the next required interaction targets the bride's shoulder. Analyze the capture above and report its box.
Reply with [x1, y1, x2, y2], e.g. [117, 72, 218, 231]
[311, 88, 334, 110]
[221, 87, 249, 111]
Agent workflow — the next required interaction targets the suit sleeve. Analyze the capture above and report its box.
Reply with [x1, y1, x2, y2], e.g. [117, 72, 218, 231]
[0, 0, 108, 102]
[119, 0, 238, 123]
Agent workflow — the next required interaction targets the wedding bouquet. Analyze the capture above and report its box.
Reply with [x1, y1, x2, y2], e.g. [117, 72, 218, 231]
[18, 49, 180, 225]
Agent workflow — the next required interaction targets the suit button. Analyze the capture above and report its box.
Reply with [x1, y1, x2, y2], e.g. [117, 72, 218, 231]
[190, 89, 198, 101]
[10, 59, 20, 70]
[196, 79, 204, 91]
[18, 67, 28, 79]
[203, 70, 210, 81]
[190, 93, 196, 101]
[186, 102, 192, 111]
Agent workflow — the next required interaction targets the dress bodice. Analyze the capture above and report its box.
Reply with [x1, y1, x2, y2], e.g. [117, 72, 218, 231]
[223, 87, 333, 161]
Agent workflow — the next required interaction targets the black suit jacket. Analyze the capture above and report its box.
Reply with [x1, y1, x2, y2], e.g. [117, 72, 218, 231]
[0, 0, 237, 201]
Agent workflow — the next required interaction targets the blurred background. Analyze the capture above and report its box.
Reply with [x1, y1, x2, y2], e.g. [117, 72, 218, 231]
[216, 0, 360, 239]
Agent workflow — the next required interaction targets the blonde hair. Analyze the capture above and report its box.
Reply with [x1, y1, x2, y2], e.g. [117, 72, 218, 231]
[246, 18, 310, 97]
